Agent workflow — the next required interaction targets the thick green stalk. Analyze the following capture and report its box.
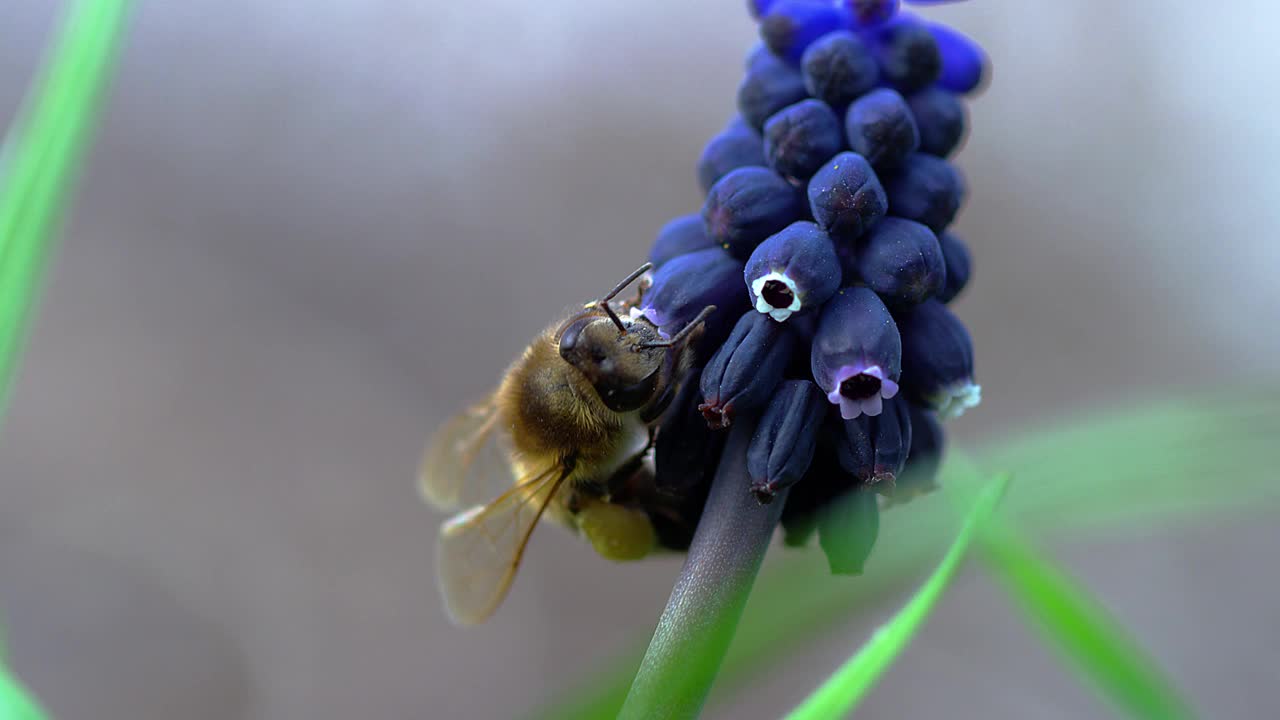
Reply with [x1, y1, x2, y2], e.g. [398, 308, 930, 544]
[617, 419, 787, 720]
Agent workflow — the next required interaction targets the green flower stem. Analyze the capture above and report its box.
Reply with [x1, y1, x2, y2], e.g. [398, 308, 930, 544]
[618, 420, 787, 720]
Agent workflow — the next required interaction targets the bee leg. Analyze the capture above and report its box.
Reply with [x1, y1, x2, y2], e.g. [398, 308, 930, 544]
[576, 498, 656, 561]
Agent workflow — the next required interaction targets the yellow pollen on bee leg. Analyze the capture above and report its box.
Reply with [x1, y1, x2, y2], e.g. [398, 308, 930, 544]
[576, 501, 656, 561]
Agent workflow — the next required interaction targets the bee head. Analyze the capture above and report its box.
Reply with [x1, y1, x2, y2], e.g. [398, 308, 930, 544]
[557, 313, 665, 413]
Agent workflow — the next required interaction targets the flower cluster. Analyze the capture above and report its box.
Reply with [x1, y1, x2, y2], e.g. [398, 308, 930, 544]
[642, 0, 986, 574]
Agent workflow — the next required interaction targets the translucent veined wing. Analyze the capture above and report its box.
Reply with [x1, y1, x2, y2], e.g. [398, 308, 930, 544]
[418, 393, 510, 511]
[436, 463, 570, 625]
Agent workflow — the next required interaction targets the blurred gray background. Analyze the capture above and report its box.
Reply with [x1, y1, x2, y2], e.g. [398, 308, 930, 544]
[1, 1, 1278, 718]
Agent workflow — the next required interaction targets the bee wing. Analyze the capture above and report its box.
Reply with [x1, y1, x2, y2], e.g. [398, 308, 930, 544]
[418, 393, 510, 511]
[436, 464, 569, 625]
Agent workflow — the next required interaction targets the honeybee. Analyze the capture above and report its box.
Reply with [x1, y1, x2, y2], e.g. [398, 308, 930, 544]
[419, 263, 714, 625]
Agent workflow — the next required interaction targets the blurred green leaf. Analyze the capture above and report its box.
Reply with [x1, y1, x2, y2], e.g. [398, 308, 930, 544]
[980, 522, 1197, 720]
[0, 0, 130, 417]
[0, 663, 47, 720]
[537, 393, 1279, 720]
[0, 1, 132, 718]
[783, 474, 1010, 720]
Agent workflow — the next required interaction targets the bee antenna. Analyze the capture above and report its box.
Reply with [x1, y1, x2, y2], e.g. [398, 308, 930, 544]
[638, 305, 715, 349]
[601, 263, 654, 304]
[601, 301, 627, 333]
[594, 262, 652, 335]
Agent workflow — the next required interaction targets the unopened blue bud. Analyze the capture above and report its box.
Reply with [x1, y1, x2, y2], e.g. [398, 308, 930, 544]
[738, 51, 810, 131]
[699, 311, 797, 429]
[844, 88, 920, 170]
[843, 0, 899, 28]
[854, 217, 946, 305]
[811, 288, 902, 419]
[883, 153, 965, 232]
[747, 380, 827, 502]
[654, 368, 726, 494]
[928, 22, 987, 95]
[780, 443, 851, 547]
[832, 393, 913, 487]
[745, 42, 773, 71]
[650, 214, 716, 269]
[807, 152, 888, 242]
[897, 299, 980, 418]
[760, 1, 853, 64]
[801, 31, 879, 110]
[745, 221, 842, 322]
[908, 87, 966, 157]
[889, 401, 944, 504]
[935, 230, 971, 303]
[818, 487, 879, 575]
[869, 16, 942, 92]
[638, 247, 746, 343]
[698, 126, 767, 193]
[764, 99, 845, 185]
[703, 166, 804, 259]
[747, 0, 779, 20]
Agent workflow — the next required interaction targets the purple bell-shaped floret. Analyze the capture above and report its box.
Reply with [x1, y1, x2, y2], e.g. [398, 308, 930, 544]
[745, 221, 842, 323]
[811, 288, 903, 419]
[897, 299, 981, 418]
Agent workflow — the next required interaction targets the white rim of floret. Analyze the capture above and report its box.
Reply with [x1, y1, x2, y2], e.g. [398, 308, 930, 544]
[751, 271, 803, 322]
[826, 364, 900, 420]
[933, 381, 982, 420]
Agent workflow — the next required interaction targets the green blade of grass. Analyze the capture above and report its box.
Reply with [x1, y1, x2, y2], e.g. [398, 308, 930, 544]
[0, 0, 131, 417]
[980, 523, 1197, 720]
[782, 474, 1011, 720]
[0, 665, 47, 720]
[0, 2, 132, 718]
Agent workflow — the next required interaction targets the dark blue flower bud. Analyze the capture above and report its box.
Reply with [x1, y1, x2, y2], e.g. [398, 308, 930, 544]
[908, 87, 966, 157]
[929, 23, 988, 95]
[703, 166, 803, 260]
[745, 42, 772, 71]
[844, 88, 919, 170]
[650, 214, 716, 269]
[818, 487, 879, 574]
[801, 31, 879, 109]
[883, 153, 965, 232]
[832, 394, 913, 487]
[935, 230, 971, 303]
[637, 247, 746, 343]
[890, 401, 944, 504]
[811, 288, 902, 419]
[764, 99, 845, 185]
[655, 368, 726, 494]
[697, 126, 767, 193]
[854, 217, 946, 305]
[870, 16, 942, 92]
[780, 442, 852, 547]
[747, 380, 827, 502]
[737, 52, 810, 131]
[897, 299, 980, 418]
[842, 0, 899, 27]
[807, 152, 888, 241]
[760, 1, 853, 64]
[745, 221, 841, 322]
[699, 311, 797, 429]
[724, 114, 754, 135]
[747, 0, 778, 20]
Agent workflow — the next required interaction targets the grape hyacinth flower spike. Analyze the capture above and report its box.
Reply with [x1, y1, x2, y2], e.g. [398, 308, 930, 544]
[619, 2, 988, 714]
